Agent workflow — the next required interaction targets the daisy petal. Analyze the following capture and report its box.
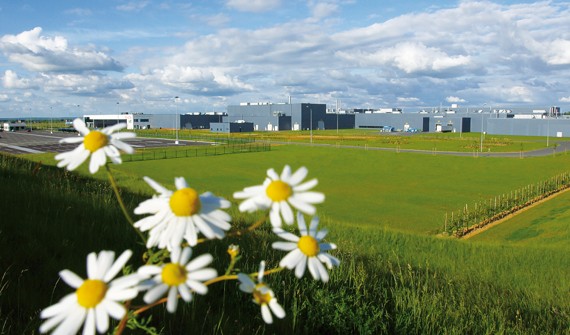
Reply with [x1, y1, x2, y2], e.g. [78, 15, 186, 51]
[95, 304, 109, 333]
[59, 270, 84, 289]
[144, 284, 169, 304]
[293, 178, 318, 192]
[166, 287, 179, 313]
[186, 254, 214, 271]
[104, 250, 132, 282]
[261, 304, 273, 324]
[269, 300, 286, 319]
[289, 166, 308, 185]
[272, 241, 297, 251]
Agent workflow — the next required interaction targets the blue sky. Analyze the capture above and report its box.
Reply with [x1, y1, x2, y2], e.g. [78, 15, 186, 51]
[0, 0, 569, 118]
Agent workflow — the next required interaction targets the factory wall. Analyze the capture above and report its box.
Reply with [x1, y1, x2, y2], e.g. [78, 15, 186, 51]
[354, 113, 492, 133]
[323, 113, 356, 130]
[487, 118, 570, 137]
[180, 114, 224, 129]
[226, 103, 327, 131]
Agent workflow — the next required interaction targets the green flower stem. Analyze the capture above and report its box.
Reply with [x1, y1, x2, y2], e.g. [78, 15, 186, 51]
[105, 164, 147, 244]
[228, 212, 270, 237]
[195, 212, 269, 245]
[224, 255, 240, 276]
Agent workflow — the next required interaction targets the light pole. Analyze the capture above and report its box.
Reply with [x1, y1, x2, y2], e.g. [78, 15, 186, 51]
[50, 106, 53, 134]
[480, 112, 484, 152]
[336, 99, 339, 135]
[174, 96, 179, 144]
[116, 102, 120, 126]
[310, 108, 313, 144]
[547, 116, 550, 147]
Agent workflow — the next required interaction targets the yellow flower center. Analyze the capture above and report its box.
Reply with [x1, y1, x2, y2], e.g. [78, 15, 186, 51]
[169, 188, 201, 216]
[266, 180, 292, 202]
[298, 235, 320, 257]
[76, 279, 108, 308]
[83, 131, 109, 153]
[162, 263, 187, 286]
[253, 284, 272, 305]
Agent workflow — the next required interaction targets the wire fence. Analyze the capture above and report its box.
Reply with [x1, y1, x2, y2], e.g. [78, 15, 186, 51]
[443, 172, 570, 237]
[134, 131, 256, 145]
[123, 143, 271, 162]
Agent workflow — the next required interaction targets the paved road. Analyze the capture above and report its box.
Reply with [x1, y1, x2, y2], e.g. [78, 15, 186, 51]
[0, 130, 210, 155]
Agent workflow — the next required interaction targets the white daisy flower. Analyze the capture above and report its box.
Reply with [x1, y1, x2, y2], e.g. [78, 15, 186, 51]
[134, 176, 232, 250]
[238, 261, 285, 324]
[233, 165, 325, 227]
[39, 250, 139, 335]
[272, 213, 340, 283]
[137, 246, 217, 313]
[55, 118, 136, 174]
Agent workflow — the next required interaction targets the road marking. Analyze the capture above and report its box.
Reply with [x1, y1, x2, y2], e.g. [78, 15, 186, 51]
[0, 142, 43, 153]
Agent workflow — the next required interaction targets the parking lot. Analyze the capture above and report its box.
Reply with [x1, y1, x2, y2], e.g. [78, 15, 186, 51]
[0, 130, 209, 155]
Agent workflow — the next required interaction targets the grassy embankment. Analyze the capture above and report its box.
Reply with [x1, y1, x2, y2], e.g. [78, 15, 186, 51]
[3, 143, 570, 334]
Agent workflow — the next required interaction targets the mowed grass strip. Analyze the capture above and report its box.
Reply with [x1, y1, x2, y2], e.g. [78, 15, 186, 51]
[470, 188, 570, 248]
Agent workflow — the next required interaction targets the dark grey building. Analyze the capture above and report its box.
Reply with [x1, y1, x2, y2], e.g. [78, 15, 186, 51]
[210, 121, 254, 133]
[226, 103, 328, 131]
[181, 114, 225, 129]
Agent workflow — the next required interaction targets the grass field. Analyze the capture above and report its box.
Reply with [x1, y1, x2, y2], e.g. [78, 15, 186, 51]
[29, 144, 570, 234]
[4, 137, 570, 334]
[136, 128, 561, 153]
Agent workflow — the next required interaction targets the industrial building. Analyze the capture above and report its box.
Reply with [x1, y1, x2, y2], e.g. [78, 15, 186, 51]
[223, 103, 570, 137]
[83, 113, 226, 130]
[210, 121, 254, 133]
[2, 122, 27, 131]
[81, 104, 569, 138]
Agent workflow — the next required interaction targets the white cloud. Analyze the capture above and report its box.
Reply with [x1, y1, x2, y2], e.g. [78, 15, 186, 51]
[43, 73, 132, 94]
[310, 2, 338, 20]
[117, 1, 149, 12]
[201, 13, 230, 27]
[0, 27, 124, 73]
[495, 85, 534, 103]
[2, 70, 35, 89]
[226, 0, 281, 13]
[540, 39, 570, 65]
[127, 64, 253, 97]
[560, 96, 570, 103]
[397, 97, 420, 103]
[446, 96, 466, 103]
[0, 94, 9, 102]
[64, 8, 92, 16]
[337, 42, 471, 74]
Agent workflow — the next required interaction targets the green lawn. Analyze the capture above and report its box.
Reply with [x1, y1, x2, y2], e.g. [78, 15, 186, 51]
[469, 189, 570, 248]
[28, 144, 570, 235]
